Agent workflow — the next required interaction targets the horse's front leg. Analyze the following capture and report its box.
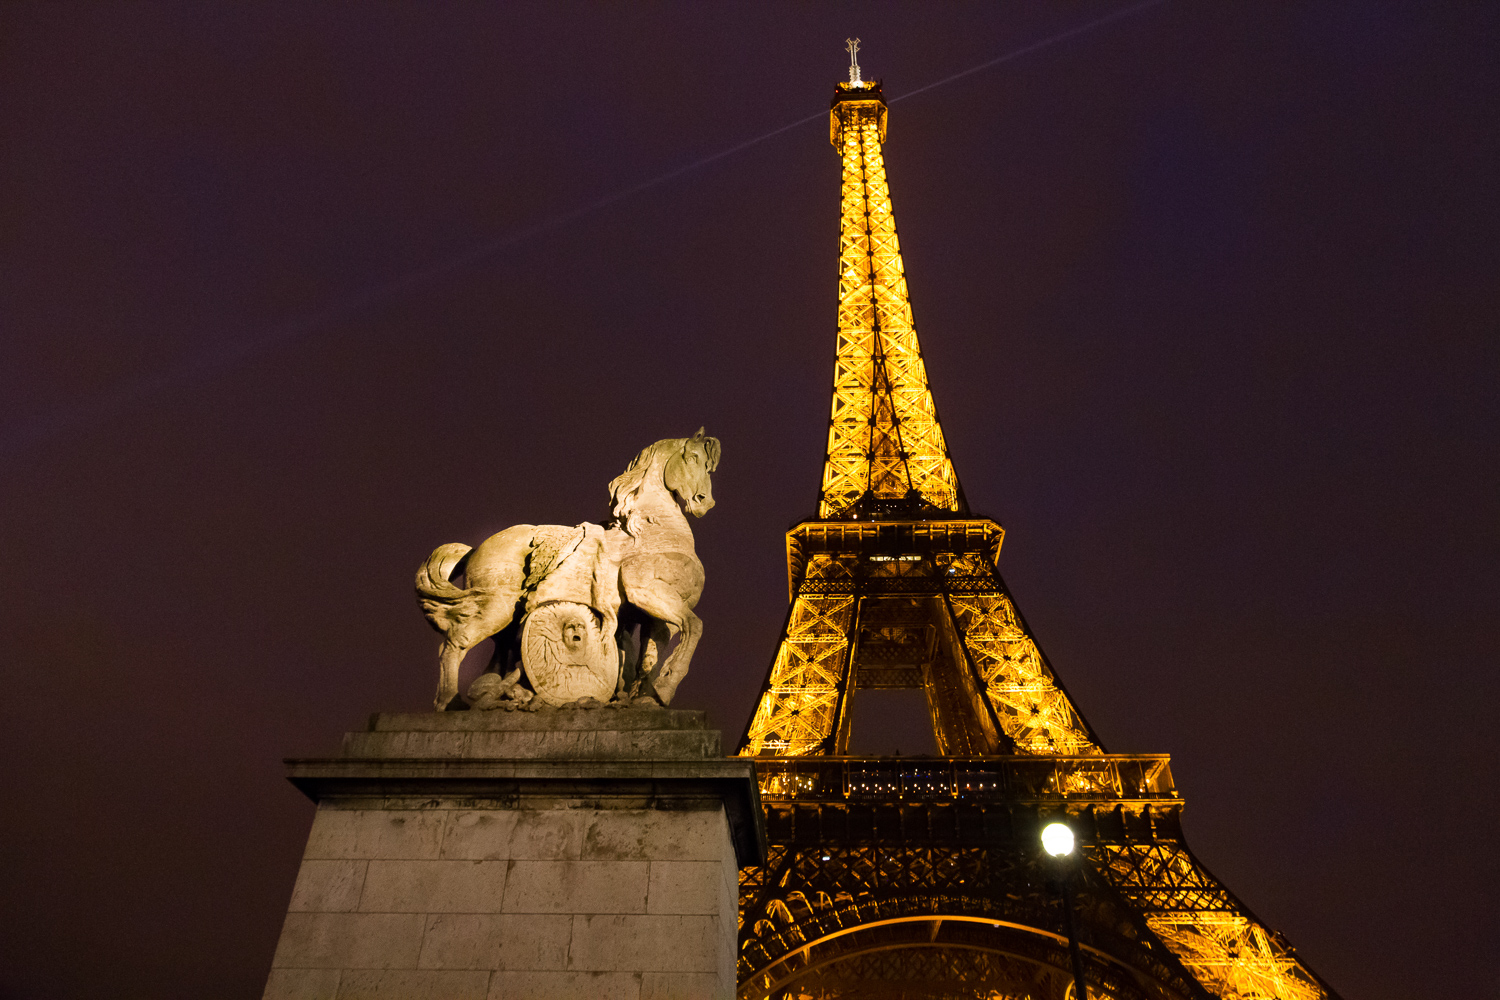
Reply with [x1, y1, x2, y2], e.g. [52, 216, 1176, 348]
[650, 608, 700, 705]
[620, 553, 704, 706]
[620, 591, 693, 706]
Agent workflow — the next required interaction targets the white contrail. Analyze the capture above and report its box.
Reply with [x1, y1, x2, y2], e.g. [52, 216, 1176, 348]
[891, 0, 1167, 104]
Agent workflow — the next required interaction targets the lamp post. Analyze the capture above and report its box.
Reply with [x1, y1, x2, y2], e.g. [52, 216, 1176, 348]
[1041, 821, 1089, 1000]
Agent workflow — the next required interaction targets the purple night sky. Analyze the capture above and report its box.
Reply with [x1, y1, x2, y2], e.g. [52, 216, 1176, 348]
[2, 3, 1496, 997]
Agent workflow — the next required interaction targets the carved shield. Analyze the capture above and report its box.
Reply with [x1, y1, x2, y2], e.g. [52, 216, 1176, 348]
[519, 600, 619, 705]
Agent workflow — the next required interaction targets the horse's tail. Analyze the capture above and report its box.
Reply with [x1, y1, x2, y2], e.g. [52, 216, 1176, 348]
[415, 542, 476, 634]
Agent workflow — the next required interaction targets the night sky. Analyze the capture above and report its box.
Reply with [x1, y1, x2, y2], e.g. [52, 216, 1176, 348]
[2, 3, 1497, 998]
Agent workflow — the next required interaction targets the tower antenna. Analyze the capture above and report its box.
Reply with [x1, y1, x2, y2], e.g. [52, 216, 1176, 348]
[845, 37, 862, 85]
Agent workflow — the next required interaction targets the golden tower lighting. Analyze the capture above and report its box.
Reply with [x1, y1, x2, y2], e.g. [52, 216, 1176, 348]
[733, 47, 1340, 1000]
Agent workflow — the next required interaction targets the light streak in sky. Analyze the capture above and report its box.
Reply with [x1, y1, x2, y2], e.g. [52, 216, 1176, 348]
[2, 1, 1166, 457]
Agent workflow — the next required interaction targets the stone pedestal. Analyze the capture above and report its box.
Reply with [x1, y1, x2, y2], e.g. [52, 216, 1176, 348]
[264, 708, 763, 1000]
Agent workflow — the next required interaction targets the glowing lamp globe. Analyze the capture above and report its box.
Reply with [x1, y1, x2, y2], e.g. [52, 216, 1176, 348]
[1041, 822, 1075, 857]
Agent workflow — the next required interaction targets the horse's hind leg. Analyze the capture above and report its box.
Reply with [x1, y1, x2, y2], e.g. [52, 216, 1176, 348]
[432, 526, 533, 710]
[435, 637, 469, 710]
[434, 596, 519, 710]
[651, 609, 700, 705]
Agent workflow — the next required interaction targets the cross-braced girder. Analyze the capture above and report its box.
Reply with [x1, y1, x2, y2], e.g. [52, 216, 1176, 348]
[738, 519, 1099, 758]
[737, 843, 1200, 1000]
[821, 82, 961, 520]
[1099, 844, 1329, 1000]
[736, 779, 1336, 1000]
[779, 943, 1059, 1000]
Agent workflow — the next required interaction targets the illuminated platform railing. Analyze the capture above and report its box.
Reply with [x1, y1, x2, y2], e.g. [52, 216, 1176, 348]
[753, 755, 1176, 803]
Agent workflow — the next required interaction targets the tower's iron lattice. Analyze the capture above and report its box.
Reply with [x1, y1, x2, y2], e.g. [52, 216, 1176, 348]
[734, 75, 1339, 1000]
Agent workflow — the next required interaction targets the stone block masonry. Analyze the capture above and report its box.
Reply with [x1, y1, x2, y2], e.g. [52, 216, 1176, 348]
[264, 708, 763, 1000]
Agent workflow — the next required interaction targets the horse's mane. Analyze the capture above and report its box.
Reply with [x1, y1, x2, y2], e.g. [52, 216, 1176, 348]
[606, 441, 664, 535]
[607, 432, 720, 536]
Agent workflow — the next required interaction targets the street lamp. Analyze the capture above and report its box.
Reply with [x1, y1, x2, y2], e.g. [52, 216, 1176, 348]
[1041, 821, 1089, 1000]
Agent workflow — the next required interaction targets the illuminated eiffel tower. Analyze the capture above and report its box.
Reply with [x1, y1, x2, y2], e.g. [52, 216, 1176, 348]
[733, 44, 1341, 1000]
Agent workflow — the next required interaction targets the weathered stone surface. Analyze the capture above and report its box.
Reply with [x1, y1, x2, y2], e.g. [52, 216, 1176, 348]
[272, 912, 425, 969]
[568, 914, 722, 973]
[417, 913, 571, 971]
[340, 726, 720, 761]
[340, 730, 471, 759]
[501, 809, 588, 860]
[584, 808, 734, 862]
[371, 709, 709, 733]
[646, 861, 725, 915]
[264, 710, 755, 1000]
[358, 859, 508, 913]
[284, 709, 764, 867]
[304, 809, 445, 861]
[642, 971, 724, 1000]
[288, 860, 367, 913]
[346, 708, 722, 760]
[503, 859, 649, 914]
[436, 811, 521, 861]
[335, 969, 489, 999]
[486, 970, 644, 1000]
[263, 968, 342, 1000]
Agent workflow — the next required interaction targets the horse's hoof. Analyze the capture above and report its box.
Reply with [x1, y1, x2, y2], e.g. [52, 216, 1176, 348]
[630, 694, 662, 707]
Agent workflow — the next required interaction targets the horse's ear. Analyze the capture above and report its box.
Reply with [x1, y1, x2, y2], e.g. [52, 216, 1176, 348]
[692, 426, 705, 440]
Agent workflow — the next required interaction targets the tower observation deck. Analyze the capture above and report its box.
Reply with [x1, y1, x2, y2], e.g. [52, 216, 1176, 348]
[732, 58, 1340, 1000]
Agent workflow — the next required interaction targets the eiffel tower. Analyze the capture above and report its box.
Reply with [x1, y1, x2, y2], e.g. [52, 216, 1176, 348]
[733, 48, 1341, 1000]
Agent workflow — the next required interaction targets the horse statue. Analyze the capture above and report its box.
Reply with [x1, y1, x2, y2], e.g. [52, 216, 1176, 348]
[415, 429, 720, 711]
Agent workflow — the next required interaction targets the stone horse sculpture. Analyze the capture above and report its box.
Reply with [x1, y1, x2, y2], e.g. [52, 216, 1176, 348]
[415, 429, 720, 711]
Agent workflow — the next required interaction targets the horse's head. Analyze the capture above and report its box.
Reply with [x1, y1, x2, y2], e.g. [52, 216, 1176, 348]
[663, 427, 720, 518]
[607, 428, 722, 532]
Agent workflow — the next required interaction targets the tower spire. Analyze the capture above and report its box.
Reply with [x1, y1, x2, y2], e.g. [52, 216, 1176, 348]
[822, 59, 964, 520]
